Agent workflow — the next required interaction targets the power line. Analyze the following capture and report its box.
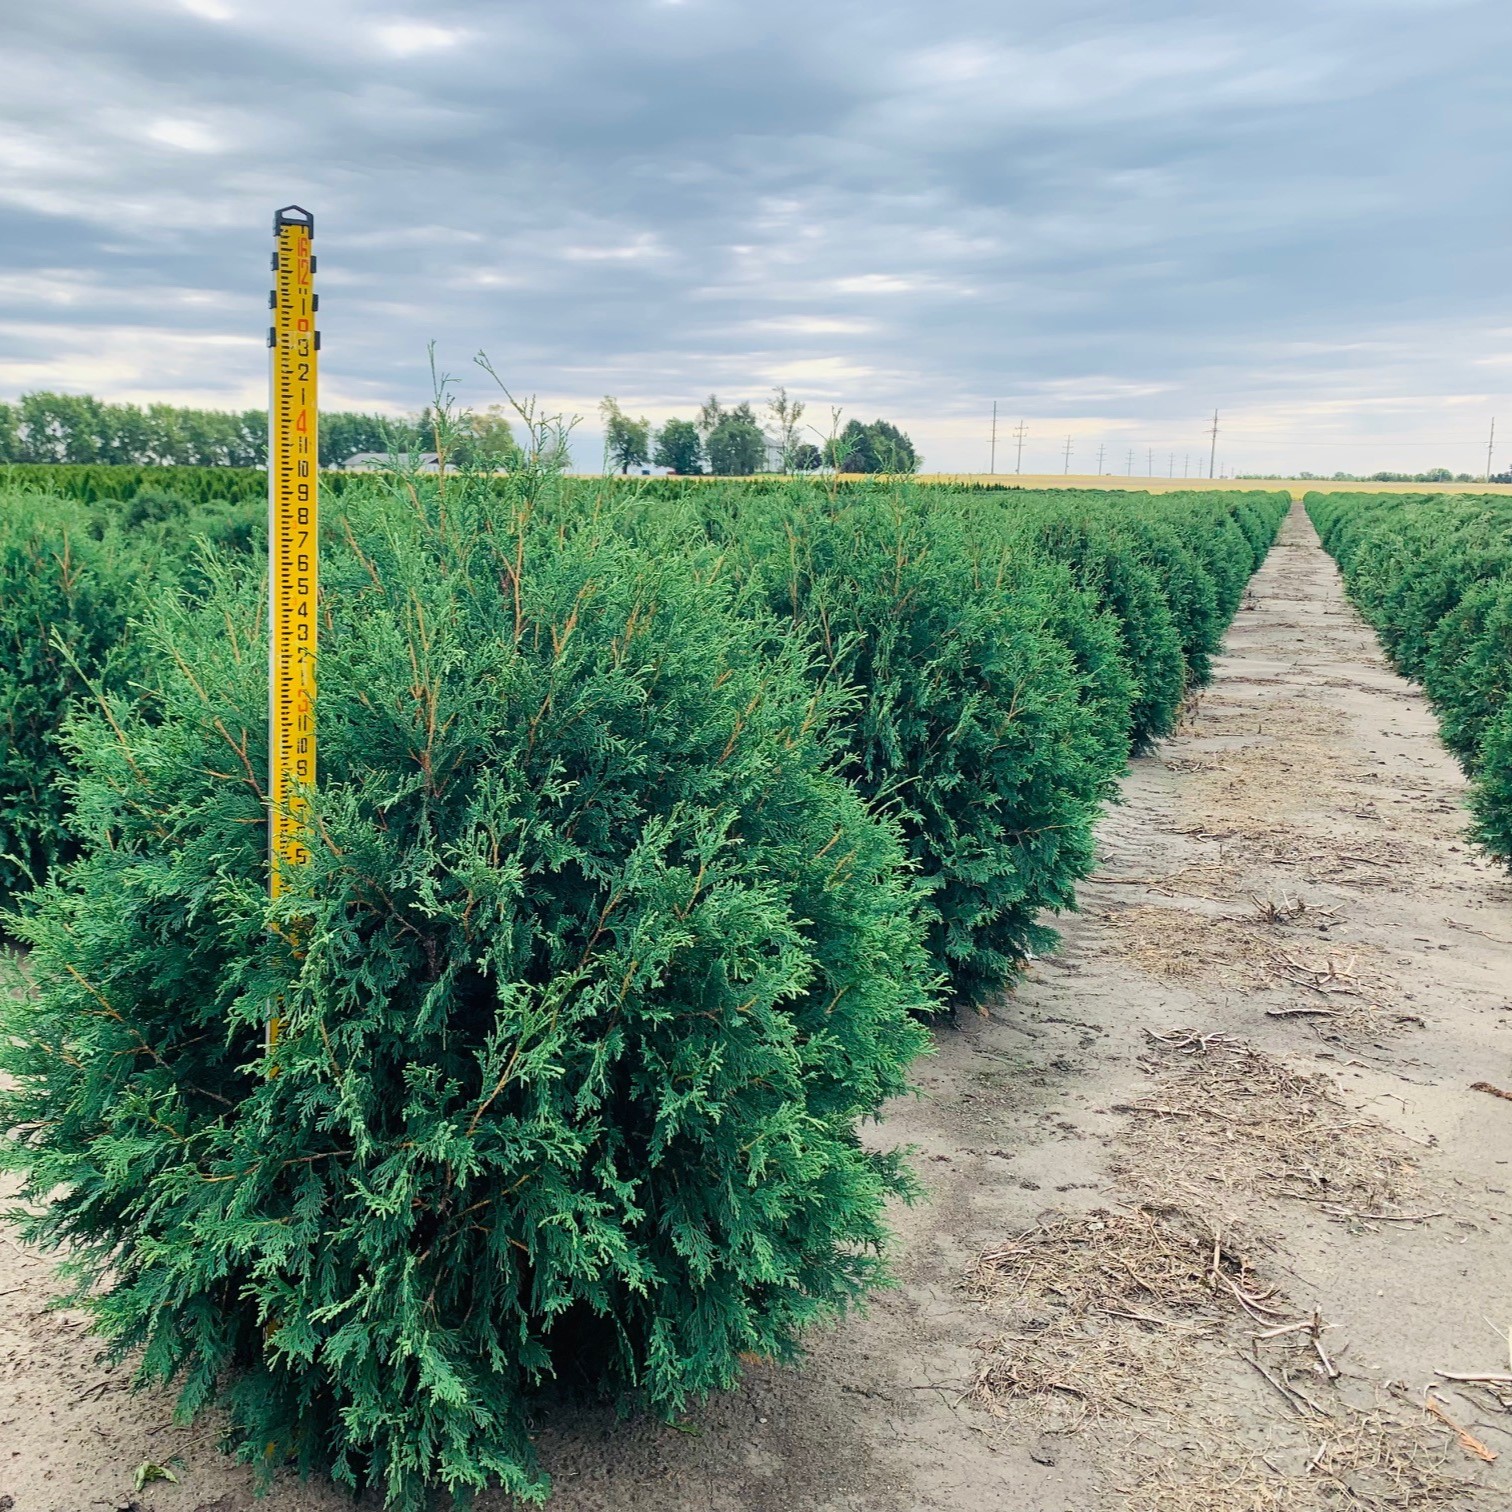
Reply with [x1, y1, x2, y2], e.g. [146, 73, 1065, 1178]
[1097, 442, 1105, 474]
[1013, 420, 1027, 475]
[1487, 417, 1496, 483]
[1208, 409, 1220, 479]
[1063, 434, 1073, 475]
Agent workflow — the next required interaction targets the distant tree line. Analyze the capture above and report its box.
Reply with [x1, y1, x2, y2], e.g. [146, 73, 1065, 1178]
[601, 388, 919, 476]
[0, 391, 526, 470]
[0, 387, 919, 476]
[1278, 468, 1485, 483]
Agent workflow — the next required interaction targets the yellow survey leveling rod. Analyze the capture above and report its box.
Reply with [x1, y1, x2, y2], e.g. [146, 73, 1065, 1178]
[266, 205, 319, 1060]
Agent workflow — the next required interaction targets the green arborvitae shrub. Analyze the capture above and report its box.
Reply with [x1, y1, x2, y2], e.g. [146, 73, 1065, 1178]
[1472, 703, 1512, 861]
[1029, 513, 1186, 750]
[651, 483, 1278, 1001]
[1153, 497, 1259, 624]
[1227, 497, 1274, 564]
[1115, 515, 1223, 688]
[1004, 564, 1135, 794]
[601, 482, 1143, 1003]
[1307, 489, 1512, 867]
[0, 482, 265, 912]
[1, 462, 267, 507]
[0, 492, 139, 911]
[719, 492, 1114, 1002]
[0, 475, 932, 1507]
[1422, 575, 1512, 767]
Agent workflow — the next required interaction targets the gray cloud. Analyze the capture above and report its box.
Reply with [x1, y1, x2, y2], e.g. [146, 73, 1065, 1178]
[2, 0, 1509, 473]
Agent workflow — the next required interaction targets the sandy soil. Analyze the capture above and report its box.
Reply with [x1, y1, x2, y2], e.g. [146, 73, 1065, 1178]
[3, 502, 1510, 1511]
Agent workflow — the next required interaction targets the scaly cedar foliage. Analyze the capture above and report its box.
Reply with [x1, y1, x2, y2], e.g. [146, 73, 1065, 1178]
[0, 492, 140, 910]
[595, 482, 1284, 1001]
[1474, 704, 1512, 860]
[0, 481, 265, 914]
[0, 467, 1285, 1508]
[1021, 511, 1187, 750]
[1307, 489, 1512, 866]
[0, 474, 933, 1506]
[682, 489, 1123, 1001]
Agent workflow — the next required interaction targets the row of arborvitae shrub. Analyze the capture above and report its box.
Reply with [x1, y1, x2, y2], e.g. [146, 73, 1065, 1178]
[0, 481, 263, 907]
[0, 467, 1285, 1508]
[1307, 490, 1512, 864]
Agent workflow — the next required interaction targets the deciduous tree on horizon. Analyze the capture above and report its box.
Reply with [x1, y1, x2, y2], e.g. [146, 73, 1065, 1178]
[599, 396, 652, 473]
[654, 417, 703, 475]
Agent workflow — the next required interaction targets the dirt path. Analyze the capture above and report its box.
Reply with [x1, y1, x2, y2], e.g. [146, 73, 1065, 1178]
[4, 502, 1510, 1511]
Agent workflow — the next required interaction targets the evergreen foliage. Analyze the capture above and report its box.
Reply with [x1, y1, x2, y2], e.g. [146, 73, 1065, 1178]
[1472, 704, 1512, 861]
[680, 489, 1117, 1000]
[1308, 489, 1512, 866]
[602, 483, 1282, 1000]
[0, 467, 1286, 1507]
[1422, 577, 1512, 766]
[4, 462, 267, 506]
[1025, 511, 1187, 750]
[0, 492, 143, 910]
[0, 474, 934, 1506]
[0, 479, 272, 913]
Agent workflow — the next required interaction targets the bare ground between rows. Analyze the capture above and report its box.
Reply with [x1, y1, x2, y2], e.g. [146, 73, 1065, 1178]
[3, 503, 1512, 1511]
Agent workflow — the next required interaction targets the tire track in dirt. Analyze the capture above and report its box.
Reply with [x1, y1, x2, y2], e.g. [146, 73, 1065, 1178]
[3, 502, 1509, 1510]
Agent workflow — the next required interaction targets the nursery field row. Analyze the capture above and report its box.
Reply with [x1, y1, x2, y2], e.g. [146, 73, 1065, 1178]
[0, 466, 1285, 1506]
[1307, 490, 1512, 863]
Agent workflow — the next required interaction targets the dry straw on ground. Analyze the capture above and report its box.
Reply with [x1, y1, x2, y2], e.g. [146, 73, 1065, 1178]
[1096, 903, 1393, 1030]
[1115, 1031, 1431, 1224]
[968, 1200, 1477, 1506]
[1121, 1399, 1481, 1511]
[965, 1030, 1475, 1507]
[968, 1203, 1278, 1429]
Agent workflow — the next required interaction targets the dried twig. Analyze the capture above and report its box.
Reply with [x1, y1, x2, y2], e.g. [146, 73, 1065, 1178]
[1309, 1310, 1341, 1382]
[1318, 1205, 1444, 1224]
[1246, 1352, 1326, 1420]
[1423, 1391, 1499, 1462]
[1446, 917, 1512, 946]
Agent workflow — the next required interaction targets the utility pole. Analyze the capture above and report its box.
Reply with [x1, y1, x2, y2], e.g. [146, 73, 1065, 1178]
[1126, 447, 1134, 476]
[1063, 435, 1073, 475]
[990, 401, 997, 475]
[1208, 409, 1219, 479]
[1168, 452, 1174, 478]
[1487, 417, 1496, 483]
[1147, 447, 1153, 477]
[1097, 442, 1105, 474]
[1184, 453, 1190, 478]
[1013, 420, 1027, 474]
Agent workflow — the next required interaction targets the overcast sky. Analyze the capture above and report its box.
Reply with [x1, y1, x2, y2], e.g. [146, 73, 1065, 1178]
[2, 0, 1510, 474]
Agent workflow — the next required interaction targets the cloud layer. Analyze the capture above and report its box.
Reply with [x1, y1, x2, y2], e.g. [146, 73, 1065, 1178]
[3, 0, 1509, 473]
